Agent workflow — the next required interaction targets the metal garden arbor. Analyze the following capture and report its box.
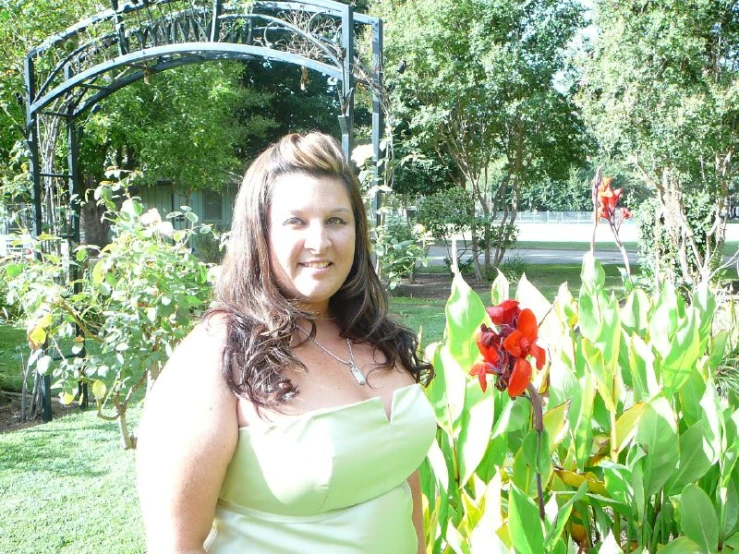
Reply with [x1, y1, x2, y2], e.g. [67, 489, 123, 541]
[24, 0, 384, 420]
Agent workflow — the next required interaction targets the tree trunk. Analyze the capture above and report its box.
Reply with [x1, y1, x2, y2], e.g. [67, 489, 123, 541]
[80, 175, 110, 247]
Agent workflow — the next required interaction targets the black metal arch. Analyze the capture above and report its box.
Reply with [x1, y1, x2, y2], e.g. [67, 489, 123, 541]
[25, 0, 384, 238]
[23, 0, 384, 421]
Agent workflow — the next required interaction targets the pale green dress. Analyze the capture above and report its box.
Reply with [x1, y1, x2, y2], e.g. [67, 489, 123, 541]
[204, 383, 437, 553]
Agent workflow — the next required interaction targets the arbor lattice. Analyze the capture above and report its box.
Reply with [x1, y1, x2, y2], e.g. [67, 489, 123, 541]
[24, 0, 384, 420]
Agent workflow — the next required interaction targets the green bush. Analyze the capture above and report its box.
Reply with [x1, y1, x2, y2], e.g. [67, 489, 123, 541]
[373, 217, 430, 290]
[637, 193, 722, 290]
[3, 180, 216, 448]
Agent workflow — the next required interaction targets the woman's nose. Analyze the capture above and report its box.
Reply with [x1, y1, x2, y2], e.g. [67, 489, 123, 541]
[304, 222, 330, 251]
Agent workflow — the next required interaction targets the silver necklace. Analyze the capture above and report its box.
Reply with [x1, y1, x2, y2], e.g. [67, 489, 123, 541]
[297, 327, 367, 385]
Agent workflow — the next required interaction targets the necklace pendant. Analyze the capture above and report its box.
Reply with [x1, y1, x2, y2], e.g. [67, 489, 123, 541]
[349, 364, 367, 385]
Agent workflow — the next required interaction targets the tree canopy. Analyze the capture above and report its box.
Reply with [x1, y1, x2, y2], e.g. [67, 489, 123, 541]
[375, 0, 588, 277]
[577, 0, 739, 284]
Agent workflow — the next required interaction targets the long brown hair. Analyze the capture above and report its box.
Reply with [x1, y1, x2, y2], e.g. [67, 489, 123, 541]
[209, 132, 432, 409]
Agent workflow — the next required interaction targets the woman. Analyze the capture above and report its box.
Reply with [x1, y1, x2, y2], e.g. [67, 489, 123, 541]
[136, 132, 436, 553]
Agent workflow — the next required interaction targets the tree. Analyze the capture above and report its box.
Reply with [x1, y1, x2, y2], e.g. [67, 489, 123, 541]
[577, 0, 739, 286]
[0, 0, 102, 201]
[375, 0, 587, 279]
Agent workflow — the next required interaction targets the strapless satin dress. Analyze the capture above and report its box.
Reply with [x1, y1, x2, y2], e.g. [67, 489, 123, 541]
[204, 383, 437, 553]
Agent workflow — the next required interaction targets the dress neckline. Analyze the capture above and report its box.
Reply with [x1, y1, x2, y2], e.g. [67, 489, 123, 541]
[238, 383, 422, 432]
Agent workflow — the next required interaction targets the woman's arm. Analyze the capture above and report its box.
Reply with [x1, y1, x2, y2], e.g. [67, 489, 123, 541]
[408, 470, 426, 554]
[136, 321, 238, 553]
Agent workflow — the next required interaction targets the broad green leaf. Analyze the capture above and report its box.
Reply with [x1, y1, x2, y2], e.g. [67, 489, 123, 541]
[437, 342, 468, 429]
[720, 409, 739, 490]
[649, 282, 680, 354]
[679, 371, 708, 428]
[708, 331, 729, 371]
[724, 479, 739, 541]
[681, 483, 719, 553]
[661, 309, 700, 395]
[577, 291, 600, 344]
[491, 396, 530, 439]
[522, 428, 551, 475]
[601, 461, 632, 508]
[515, 273, 550, 323]
[574, 369, 596, 470]
[548, 348, 580, 413]
[655, 536, 702, 553]
[457, 380, 495, 487]
[595, 292, 622, 370]
[508, 484, 545, 554]
[445, 272, 487, 373]
[692, 282, 715, 349]
[542, 401, 569, 452]
[490, 270, 509, 305]
[635, 395, 679, 497]
[621, 288, 650, 334]
[699, 381, 722, 463]
[615, 402, 645, 455]
[724, 532, 739, 550]
[580, 251, 605, 292]
[630, 447, 647, 522]
[424, 343, 452, 435]
[664, 422, 713, 496]
[582, 339, 617, 413]
[627, 333, 659, 402]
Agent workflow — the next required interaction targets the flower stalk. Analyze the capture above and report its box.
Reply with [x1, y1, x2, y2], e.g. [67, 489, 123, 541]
[527, 382, 545, 521]
[469, 300, 548, 523]
[592, 171, 633, 283]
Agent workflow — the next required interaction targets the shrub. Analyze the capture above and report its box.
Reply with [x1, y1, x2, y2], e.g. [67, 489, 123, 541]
[4, 180, 216, 448]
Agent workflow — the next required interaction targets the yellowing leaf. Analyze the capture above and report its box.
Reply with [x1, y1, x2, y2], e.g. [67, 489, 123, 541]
[92, 380, 107, 400]
[59, 391, 75, 405]
[27, 326, 46, 349]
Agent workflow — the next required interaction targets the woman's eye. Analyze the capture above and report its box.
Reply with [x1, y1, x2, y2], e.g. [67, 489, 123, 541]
[327, 217, 346, 225]
[284, 217, 304, 226]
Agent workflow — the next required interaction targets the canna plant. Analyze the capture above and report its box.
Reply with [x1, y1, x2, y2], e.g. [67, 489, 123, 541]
[420, 253, 739, 553]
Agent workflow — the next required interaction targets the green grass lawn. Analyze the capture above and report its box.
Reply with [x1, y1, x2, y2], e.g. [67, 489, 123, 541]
[0, 325, 28, 391]
[390, 297, 447, 347]
[0, 407, 145, 553]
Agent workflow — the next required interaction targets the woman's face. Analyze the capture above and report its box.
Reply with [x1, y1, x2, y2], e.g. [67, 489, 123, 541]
[268, 172, 356, 315]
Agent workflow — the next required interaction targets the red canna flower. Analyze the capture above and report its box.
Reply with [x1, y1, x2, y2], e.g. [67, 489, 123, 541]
[508, 358, 532, 398]
[502, 309, 546, 371]
[476, 325, 500, 365]
[470, 361, 497, 393]
[486, 299, 520, 326]
[470, 302, 546, 398]
[621, 207, 632, 220]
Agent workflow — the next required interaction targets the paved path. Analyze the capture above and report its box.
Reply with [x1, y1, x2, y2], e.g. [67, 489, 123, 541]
[426, 244, 639, 266]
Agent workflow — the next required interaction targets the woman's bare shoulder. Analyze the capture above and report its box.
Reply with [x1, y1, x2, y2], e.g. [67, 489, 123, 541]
[167, 313, 229, 368]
